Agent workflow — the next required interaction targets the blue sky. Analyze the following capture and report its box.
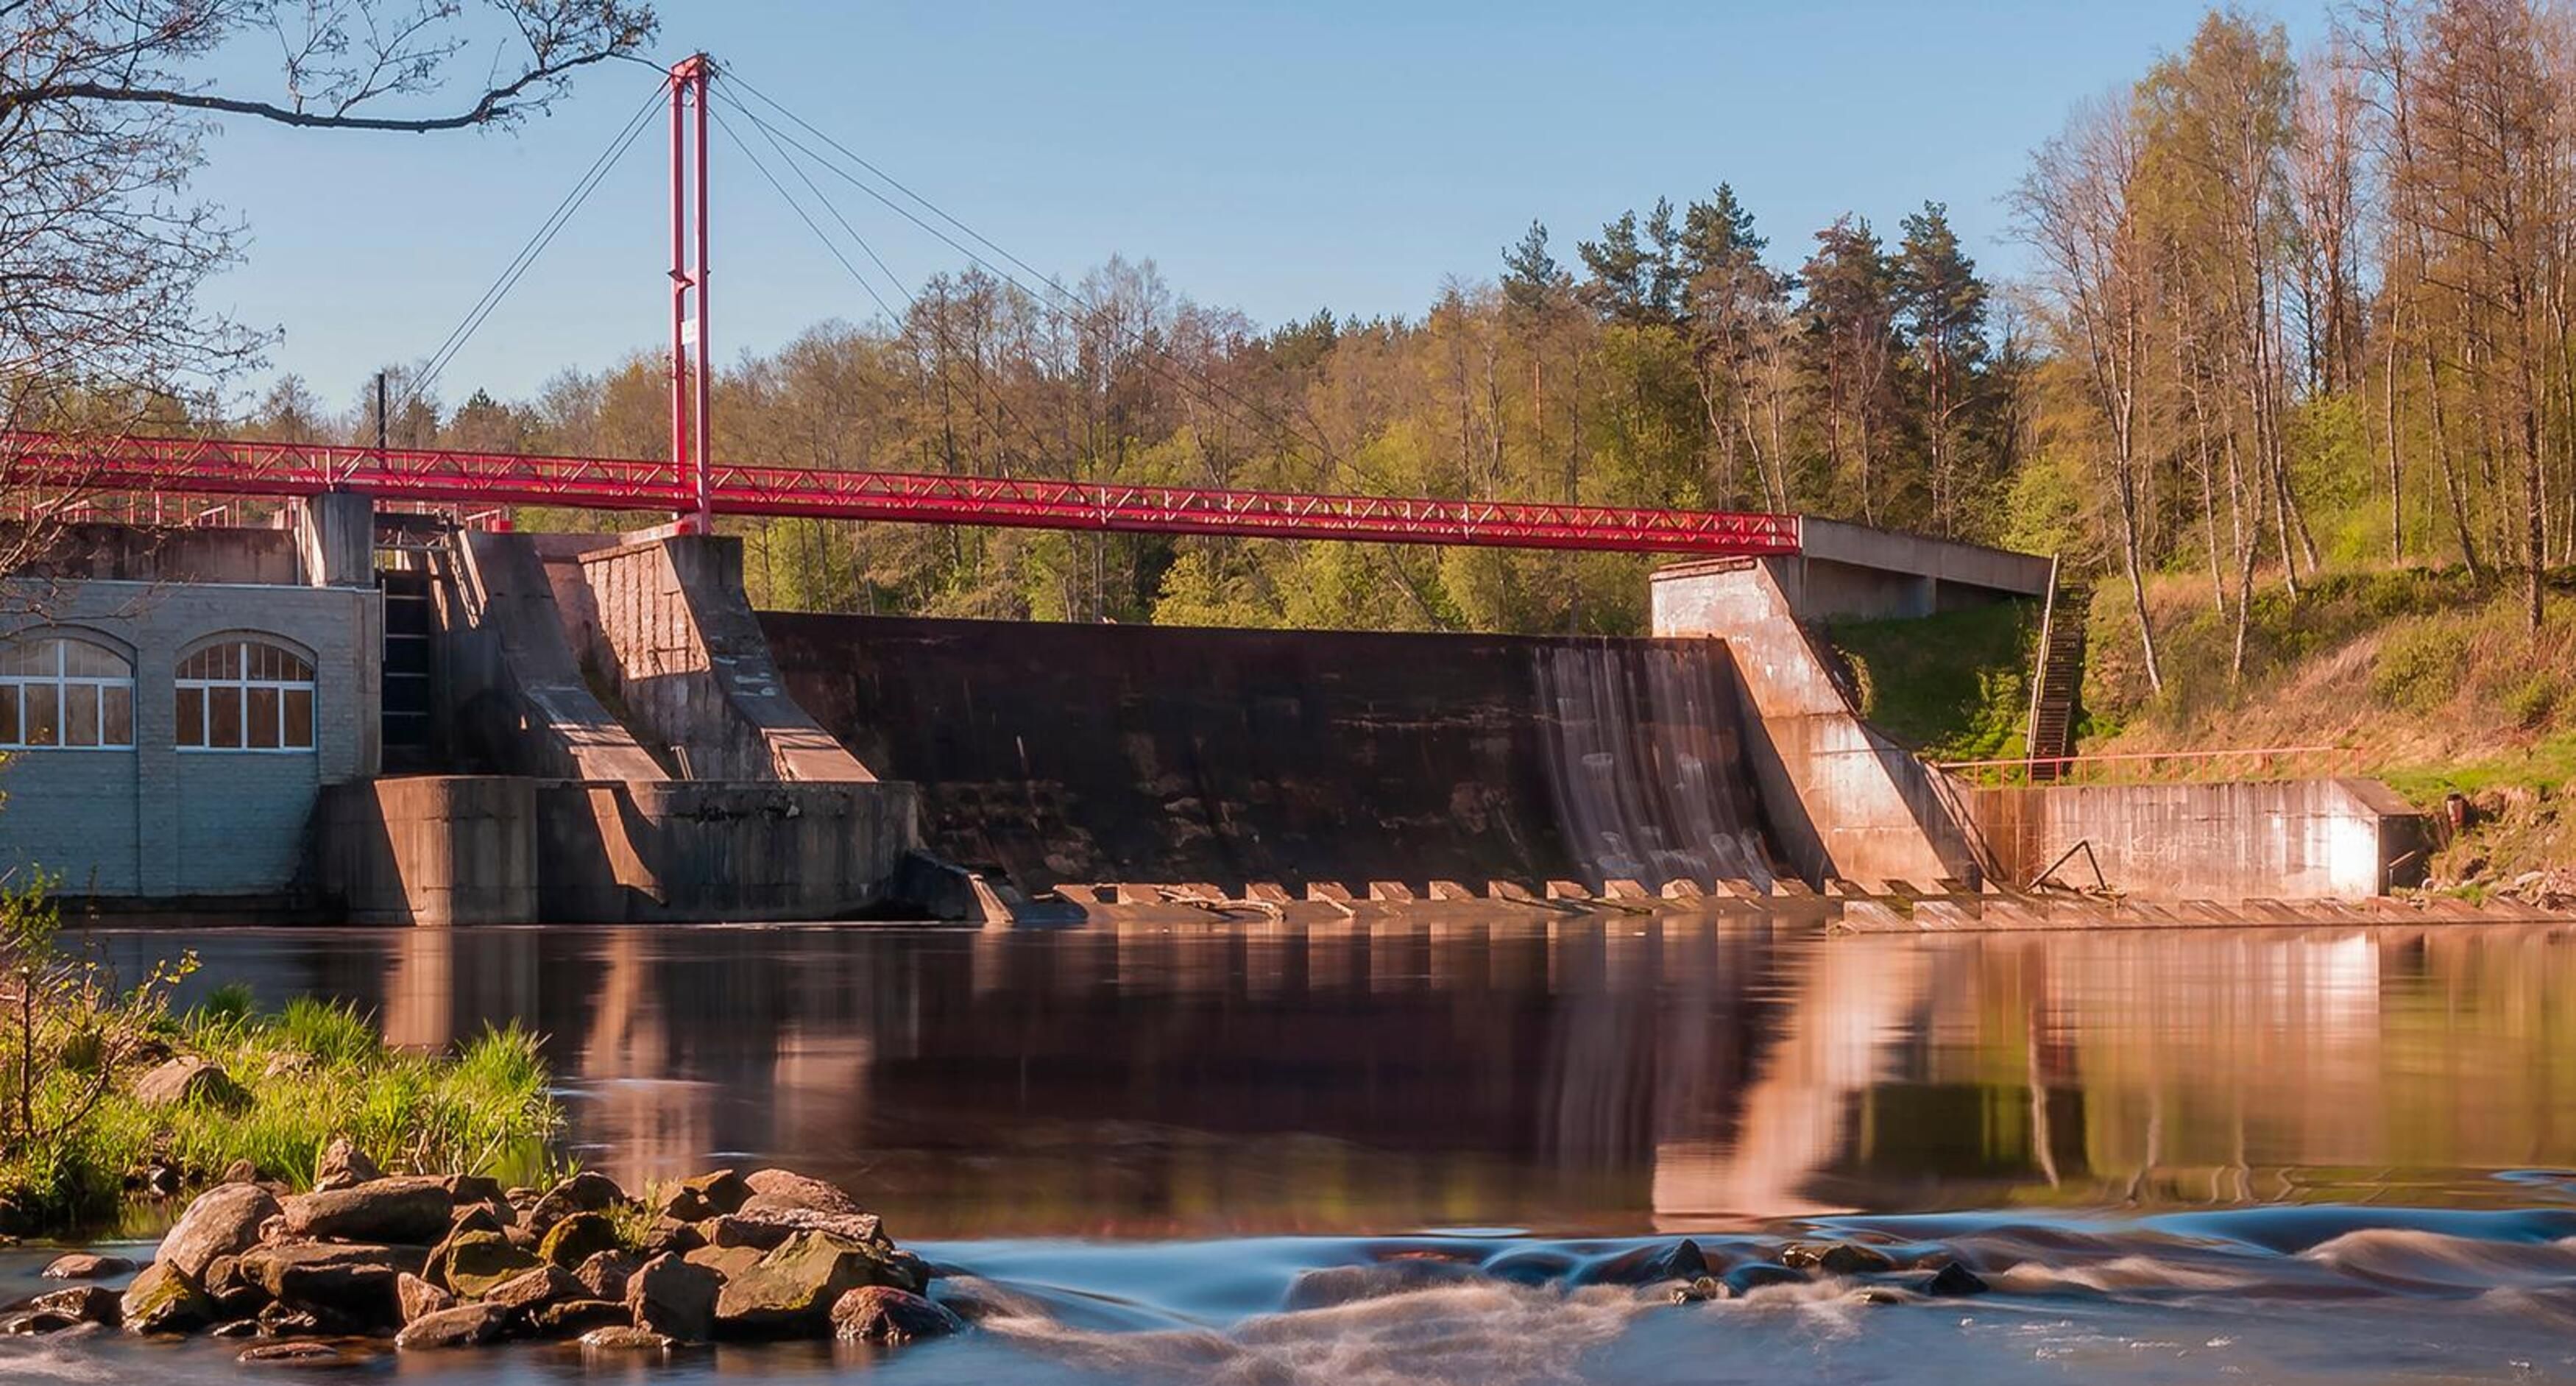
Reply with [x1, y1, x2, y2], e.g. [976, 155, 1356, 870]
[193, 1, 2322, 413]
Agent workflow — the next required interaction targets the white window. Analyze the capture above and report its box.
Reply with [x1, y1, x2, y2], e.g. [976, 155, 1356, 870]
[177, 639, 316, 752]
[0, 635, 135, 749]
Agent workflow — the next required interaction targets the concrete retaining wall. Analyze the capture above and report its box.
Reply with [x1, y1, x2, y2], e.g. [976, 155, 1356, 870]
[1651, 556, 1984, 888]
[314, 774, 920, 924]
[439, 531, 668, 781]
[760, 612, 1779, 894]
[1973, 778, 2433, 900]
[575, 535, 871, 782]
[316, 776, 537, 926]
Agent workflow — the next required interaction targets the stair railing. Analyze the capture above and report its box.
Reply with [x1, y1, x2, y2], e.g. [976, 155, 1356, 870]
[2023, 553, 2062, 768]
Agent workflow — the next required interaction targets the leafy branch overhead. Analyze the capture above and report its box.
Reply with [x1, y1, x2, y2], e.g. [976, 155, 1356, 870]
[0, 1, 659, 130]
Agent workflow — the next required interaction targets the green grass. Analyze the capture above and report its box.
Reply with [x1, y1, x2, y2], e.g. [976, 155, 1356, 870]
[1825, 601, 2042, 761]
[1, 994, 563, 1235]
[2379, 732, 2576, 803]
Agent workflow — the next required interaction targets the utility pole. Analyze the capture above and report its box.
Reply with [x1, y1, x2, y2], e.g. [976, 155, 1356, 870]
[668, 54, 714, 534]
[375, 371, 389, 455]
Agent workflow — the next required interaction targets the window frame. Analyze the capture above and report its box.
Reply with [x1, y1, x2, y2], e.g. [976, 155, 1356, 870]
[174, 637, 319, 755]
[0, 634, 135, 752]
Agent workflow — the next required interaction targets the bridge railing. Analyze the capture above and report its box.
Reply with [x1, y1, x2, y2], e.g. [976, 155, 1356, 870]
[1933, 745, 2368, 788]
[1, 431, 1802, 556]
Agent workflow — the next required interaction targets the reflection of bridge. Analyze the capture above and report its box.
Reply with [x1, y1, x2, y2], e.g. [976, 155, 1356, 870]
[3, 431, 1804, 556]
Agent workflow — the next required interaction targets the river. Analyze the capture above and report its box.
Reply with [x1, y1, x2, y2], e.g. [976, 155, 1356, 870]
[4, 917, 2574, 1382]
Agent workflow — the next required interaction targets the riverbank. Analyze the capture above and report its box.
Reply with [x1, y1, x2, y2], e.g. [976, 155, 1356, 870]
[0, 966, 561, 1234]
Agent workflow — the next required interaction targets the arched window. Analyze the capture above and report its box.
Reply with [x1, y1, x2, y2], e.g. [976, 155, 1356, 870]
[0, 635, 135, 749]
[177, 639, 316, 752]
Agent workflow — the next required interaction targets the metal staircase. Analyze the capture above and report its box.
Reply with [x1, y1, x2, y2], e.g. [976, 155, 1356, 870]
[2023, 562, 2090, 783]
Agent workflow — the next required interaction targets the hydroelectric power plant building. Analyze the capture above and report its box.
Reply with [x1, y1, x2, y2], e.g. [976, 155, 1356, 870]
[0, 494, 2442, 927]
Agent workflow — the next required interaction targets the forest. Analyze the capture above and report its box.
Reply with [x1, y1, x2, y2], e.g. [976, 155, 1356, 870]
[206, 1, 2576, 673]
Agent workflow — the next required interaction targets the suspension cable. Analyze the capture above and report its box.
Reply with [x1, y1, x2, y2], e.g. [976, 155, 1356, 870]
[394, 77, 668, 420]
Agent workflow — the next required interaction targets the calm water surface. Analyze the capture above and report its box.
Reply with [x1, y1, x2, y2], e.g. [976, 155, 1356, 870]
[5, 917, 2575, 1382]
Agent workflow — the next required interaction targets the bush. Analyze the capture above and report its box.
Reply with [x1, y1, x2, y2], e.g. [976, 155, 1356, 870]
[2505, 673, 2562, 729]
[2369, 620, 2464, 712]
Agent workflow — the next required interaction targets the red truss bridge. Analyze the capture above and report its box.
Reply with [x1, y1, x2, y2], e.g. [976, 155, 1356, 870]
[1, 433, 1804, 556]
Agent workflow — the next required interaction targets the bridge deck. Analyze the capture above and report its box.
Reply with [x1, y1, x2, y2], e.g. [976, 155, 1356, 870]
[4, 433, 1802, 556]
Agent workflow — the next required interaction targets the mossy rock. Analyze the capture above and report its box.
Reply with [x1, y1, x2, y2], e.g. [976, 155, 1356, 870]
[120, 1262, 219, 1334]
[539, 1211, 623, 1269]
[429, 1228, 542, 1299]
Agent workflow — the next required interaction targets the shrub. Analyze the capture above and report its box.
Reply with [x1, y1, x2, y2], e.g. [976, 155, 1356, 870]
[2370, 621, 2465, 712]
[2505, 673, 2561, 729]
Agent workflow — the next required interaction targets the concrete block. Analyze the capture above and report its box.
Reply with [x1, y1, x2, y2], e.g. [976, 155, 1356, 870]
[1602, 879, 1649, 900]
[1486, 880, 1538, 902]
[1111, 883, 1166, 905]
[1658, 880, 1705, 900]
[1244, 883, 1292, 904]
[1543, 880, 1590, 901]
[1426, 880, 1473, 901]
[1305, 882, 1354, 902]
[1052, 884, 1104, 905]
[1365, 881, 1415, 902]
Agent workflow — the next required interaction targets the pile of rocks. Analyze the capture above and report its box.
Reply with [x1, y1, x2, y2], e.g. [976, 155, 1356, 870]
[4, 1140, 963, 1361]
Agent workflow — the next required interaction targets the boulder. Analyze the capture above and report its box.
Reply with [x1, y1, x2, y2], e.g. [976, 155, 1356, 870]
[637, 1215, 705, 1257]
[1, 1310, 84, 1335]
[1922, 1262, 1989, 1297]
[531, 1298, 631, 1336]
[713, 1230, 906, 1337]
[706, 1206, 888, 1252]
[831, 1285, 965, 1345]
[236, 1340, 353, 1367]
[121, 1262, 218, 1334]
[396, 1272, 454, 1324]
[219, 1159, 260, 1186]
[236, 1242, 408, 1325]
[442, 1174, 506, 1206]
[580, 1325, 675, 1351]
[426, 1227, 541, 1298]
[573, 1249, 640, 1302]
[280, 1178, 451, 1245]
[41, 1252, 135, 1279]
[202, 1254, 270, 1318]
[538, 1210, 623, 1268]
[27, 1285, 121, 1329]
[394, 1301, 511, 1350]
[1583, 1239, 1712, 1286]
[132, 1056, 244, 1109]
[157, 1182, 282, 1279]
[1781, 1241, 1895, 1276]
[668, 1169, 751, 1219]
[253, 1303, 322, 1337]
[1721, 1261, 1806, 1295]
[682, 1242, 765, 1283]
[525, 1171, 629, 1235]
[483, 1264, 582, 1317]
[740, 1168, 862, 1217]
[1284, 1259, 1479, 1309]
[625, 1252, 720, 1343]
[312, 1137, 382, 1192]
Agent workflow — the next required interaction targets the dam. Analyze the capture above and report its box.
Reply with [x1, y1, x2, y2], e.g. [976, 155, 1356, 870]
[0, 494, 2448, 926]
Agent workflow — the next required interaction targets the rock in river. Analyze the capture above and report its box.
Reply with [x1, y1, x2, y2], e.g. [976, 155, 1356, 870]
[831, 1285, 963, 1345]
[394, 1301, 512, 1351]
[537, 1210, 623, 1268]
[156, 1182, 281, 1279]
[120, 1262, 219, 1334]
[714, 1230, 909, 1337]
[626, 1252, 720, 1343]
[41, 1252, 135, 1279]
[280, 1177, 453, 1245]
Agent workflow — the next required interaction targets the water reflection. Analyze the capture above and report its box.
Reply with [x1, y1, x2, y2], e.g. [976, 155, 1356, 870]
[98, 919, 2576, 1237]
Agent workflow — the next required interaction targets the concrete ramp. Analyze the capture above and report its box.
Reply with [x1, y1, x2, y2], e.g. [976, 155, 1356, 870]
[442, 531, 668, 782]
[571, 534, 873, 782]
[1653, 557, 1986, 889]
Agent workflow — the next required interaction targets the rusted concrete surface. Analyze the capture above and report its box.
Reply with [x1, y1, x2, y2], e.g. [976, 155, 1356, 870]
[760, 613, 1780, 896]
[439, 531, 668, 782]
[1972, 777, 2434, 901]
[576, 535, 871, 782]
[1651, 557, 1984, 888]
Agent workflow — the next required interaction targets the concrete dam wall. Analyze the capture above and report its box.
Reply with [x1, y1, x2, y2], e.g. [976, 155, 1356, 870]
[761, 614, 1780, 895]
